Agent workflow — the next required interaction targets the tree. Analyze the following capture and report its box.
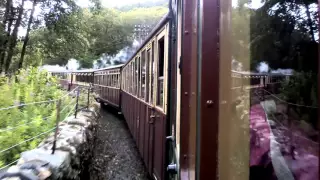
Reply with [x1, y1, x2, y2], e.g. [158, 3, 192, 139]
[5, 0, 25, 74]
[0, 0, 14, 74]
[247, 0, 318, 72]
[18, 0, 37, 69]
[0, 0, 169, 71]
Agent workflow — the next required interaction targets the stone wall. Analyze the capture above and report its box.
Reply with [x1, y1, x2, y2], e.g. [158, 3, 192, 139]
[0, 103, 100, 180]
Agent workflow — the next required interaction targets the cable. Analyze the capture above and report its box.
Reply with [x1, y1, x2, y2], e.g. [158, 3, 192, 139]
[262, 89, 318, 109]
[60, 99, 76, 113]
[270, 112, 319, 145]
[0, 100, 56, 111]
[0, 86, 80, 112]
[0, 116, 52, 133]
[40, 105, 77, 146]
[0, 159, 19, 170]
[255, 89, 319, 145]
[60, 86, 80, 99]
[0, 128, 56, 154]
[63, 105, 77, 122]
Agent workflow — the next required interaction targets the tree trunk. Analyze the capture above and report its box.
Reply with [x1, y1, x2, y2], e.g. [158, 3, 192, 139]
[5, 0, 25, 74]
[0, 0, 12, 74]
[0, 0, 11, 44]
[304, 3, 315, 42]
[18, 0, 37, 69]
[0, 11, 14, 74]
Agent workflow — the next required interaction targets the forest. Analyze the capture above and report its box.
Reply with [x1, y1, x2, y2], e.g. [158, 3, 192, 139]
[232, 0, 318, 126]
[0, 0, 168, 73]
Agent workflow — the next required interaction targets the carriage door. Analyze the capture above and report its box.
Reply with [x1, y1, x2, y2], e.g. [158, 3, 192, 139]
[166, 0, 180, 179]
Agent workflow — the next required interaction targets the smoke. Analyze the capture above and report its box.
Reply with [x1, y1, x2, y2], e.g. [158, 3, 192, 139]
[41, 59, 80, 72]
[93, 40, 140, 69]
[256, 61, 269, 73]
[256, 61, 293, 74]
[232, 59, 243, 71]
[41, 65, 67, 72]
[271, 69, 293, 75]
[66, 59, 80, 70]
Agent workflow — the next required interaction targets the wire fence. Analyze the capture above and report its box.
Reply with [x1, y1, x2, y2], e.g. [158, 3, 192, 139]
[0, 84, 93, 170]
[255, 87, 319, 157]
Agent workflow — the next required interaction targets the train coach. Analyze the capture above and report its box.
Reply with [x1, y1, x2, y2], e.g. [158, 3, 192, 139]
[50, 0, 319, 180]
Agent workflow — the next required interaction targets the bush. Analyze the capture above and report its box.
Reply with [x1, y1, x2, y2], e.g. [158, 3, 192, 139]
[280, 71, 318, 128]
[0, 67, 75, 166]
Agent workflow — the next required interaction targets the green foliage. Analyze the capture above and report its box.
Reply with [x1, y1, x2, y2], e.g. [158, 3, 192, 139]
[280, 72, 318, 127]
[231, 0, 318, 72]
[0, 67, 75, 165]
[281, 72, 317, 106]
[120, 6, 168, 27]
[24, 4, 167, 69]
[116, 0, 167, 11]
[87, 9, 131, 57]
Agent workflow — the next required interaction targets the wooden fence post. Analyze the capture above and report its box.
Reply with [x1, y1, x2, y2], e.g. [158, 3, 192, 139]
[52, 99, 61, 154]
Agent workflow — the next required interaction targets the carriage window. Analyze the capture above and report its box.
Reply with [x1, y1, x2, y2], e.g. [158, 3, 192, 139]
[137, 57, 141, 97]
[107, 74, 110, 86]
[156, 37, 164, 108]
[150, 41, 155, 104]
[130, 64, 132, 93]
[108, 74, 111, 86]
[124, 69, 127, 91]
[117, 74, 119, 88]
[111, 74, 113, 87]
[218, 0, 320, 179]
[115, 74, 117, 87]
[112, 74, 115, 87]
[111, 74, 113, 86]
[107, 74, 109, 86]
[134, 58, 137, 95]
[146, 49, 150, 102]
[132, 61, 135, 94]
[127, 68, 128, 91]
[141, 50, 146, 99]
[127, 67, 129, 91]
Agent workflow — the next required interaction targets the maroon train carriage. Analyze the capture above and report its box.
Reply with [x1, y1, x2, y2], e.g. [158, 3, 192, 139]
[50, 0, 320, 179]
[49, 71, 71, 90]
[120, 15, 171, 180]
[92, 65, 123, 108]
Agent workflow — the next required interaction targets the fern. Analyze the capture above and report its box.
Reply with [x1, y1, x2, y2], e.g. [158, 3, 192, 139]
[0, 67, 76, 165]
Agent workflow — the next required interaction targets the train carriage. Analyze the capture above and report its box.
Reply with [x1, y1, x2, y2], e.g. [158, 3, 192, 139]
[49, 0, 320, 179]
[120, 13, 171, 180]
[93, 65, 123, 108]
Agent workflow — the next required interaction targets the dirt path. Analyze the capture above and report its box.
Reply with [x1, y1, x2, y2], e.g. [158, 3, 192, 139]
[89, 106, 150, 180]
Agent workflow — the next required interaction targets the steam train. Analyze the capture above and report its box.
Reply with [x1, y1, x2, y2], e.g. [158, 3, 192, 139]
[50, 0, 319, 180]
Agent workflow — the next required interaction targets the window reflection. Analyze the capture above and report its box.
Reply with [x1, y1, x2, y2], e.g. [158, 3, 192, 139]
[228, 0, 319, 179]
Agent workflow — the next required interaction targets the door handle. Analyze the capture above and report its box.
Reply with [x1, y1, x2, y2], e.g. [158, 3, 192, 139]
[167, 163, 177, 174]
[149, 115, 155, 124]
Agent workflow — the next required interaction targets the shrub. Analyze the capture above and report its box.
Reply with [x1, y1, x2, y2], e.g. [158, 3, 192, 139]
[280, 71, 317, 128]
[0, 67, 75, 166]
